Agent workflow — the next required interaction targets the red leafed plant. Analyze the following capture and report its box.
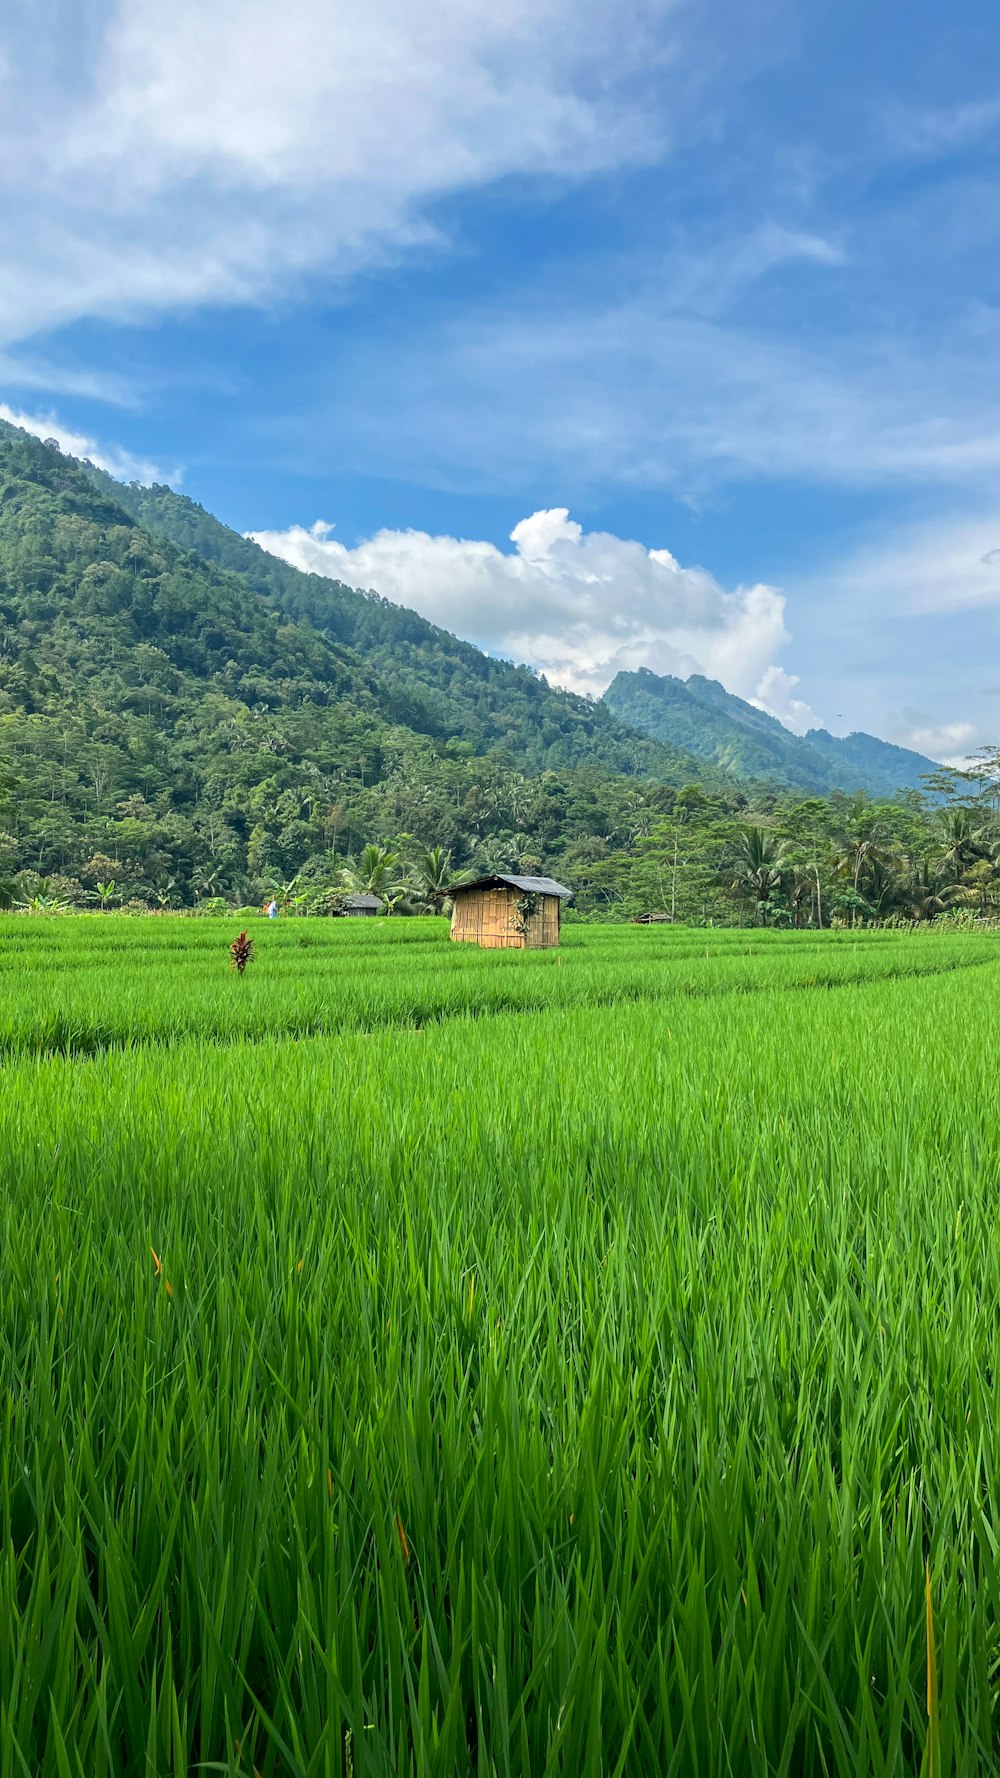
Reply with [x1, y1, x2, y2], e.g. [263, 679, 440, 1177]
[229, 930, 254, 976]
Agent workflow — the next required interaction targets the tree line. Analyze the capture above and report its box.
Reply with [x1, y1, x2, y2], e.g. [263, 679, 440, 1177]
[9, 759, 1000, 925]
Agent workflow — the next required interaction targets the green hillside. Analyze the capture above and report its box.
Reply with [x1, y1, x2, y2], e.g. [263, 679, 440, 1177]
[0, 423, 727, 905]
[79, 462, 705, 782]
[604, 667, 937, 797]
[98, 465, 933, 802]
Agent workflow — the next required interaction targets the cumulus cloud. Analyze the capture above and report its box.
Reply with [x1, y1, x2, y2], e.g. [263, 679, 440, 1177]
[250, 507, 820, 728]
[0, 0, 673, 346]
[0, 404, 173, 484]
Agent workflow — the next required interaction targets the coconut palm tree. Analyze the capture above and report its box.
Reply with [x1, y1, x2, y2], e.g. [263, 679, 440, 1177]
[861, 853, 904, 918]
[193, 864, 228, 902]
[937, 807, 986, 878]
[341, 844, 400, 901]
[907, 857, 962, 921]
[729, 826, 787, 924]
[407, 846, 462, 913]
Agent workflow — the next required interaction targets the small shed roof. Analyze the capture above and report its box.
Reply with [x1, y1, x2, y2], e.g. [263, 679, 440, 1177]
[343, 892, 382, 909]
[449, 873, 573, 899]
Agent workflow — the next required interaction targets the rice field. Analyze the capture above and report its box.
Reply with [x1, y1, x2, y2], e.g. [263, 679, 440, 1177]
[2, 915, 999, 1774]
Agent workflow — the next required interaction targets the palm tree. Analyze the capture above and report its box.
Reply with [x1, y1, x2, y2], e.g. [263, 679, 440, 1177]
[862, 853, 903, 917]
[907, 857, 962, 921]
[955, 857, 998, 915]
[407, 846, 462, 913]
[785, 864, 814, 929]
[937, 807, 985, 878]
[341, 844, 400, 901]
[729, 826, 787, 924]
[833, 831, 881, 898]
[193, 864, 228, 902]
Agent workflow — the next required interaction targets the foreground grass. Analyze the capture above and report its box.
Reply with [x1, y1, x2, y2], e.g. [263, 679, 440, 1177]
[1, 926, 999, 1773]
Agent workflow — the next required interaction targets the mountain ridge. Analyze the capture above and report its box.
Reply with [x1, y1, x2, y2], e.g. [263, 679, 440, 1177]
[603, 666, 938, 797]
[75, 460, 710, 783]
[76, 457, 937, 798]
[0, 420, 745, 906]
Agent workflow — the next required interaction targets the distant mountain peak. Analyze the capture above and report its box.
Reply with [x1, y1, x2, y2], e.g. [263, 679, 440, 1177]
[603, 667, 937, 797]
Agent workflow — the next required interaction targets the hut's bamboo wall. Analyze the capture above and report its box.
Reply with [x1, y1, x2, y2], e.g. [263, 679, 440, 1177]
[450, 888, 562, 949]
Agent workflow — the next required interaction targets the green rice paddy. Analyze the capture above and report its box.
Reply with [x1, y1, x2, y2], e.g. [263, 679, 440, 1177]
[2, 916, 999, 1774]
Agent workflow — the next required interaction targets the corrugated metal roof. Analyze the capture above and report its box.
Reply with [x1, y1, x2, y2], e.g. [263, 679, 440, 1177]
[449, 874, 573, 899]
[343, 892, 382, 908]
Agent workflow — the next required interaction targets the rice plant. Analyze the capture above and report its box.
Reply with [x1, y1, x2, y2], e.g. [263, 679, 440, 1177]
[0, 920, 997, 1773]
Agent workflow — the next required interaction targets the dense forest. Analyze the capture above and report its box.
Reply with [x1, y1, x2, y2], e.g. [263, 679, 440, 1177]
[1, 419, 996, 923]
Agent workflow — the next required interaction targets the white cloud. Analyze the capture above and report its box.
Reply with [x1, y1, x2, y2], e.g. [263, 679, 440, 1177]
[750, 665, 818, 735]
[250, 507, 820, 725]
[885, 710, 980, 769]
[0, 404, 173, 484]
[0, 0, 675, 346]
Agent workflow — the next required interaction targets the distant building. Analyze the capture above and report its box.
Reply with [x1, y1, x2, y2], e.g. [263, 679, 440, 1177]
[448, 873, 572, 949]
[632, 911, 674, 924]
[342, 893, 382, 917]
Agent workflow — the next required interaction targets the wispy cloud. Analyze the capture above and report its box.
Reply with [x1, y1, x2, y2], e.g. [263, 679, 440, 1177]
[0, 353, 138, 406]
[654, 221, 846, 320]
[779, 504, 1000, 762]
[250, 506, 820, 727]
[0, 404, 174, 484]
[809, 507, 1000, 616]
[0, 0, 679, 347]
[311, 294, 1000, 499]
[881, 94, 1000, 159]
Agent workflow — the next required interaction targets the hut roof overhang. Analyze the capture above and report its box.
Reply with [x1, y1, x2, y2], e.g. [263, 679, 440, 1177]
[343, 893, 382, 909]
[448, 874, 573, 900]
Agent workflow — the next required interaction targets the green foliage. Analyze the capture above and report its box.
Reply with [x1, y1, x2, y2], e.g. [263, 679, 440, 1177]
[84, 463, 711, 782]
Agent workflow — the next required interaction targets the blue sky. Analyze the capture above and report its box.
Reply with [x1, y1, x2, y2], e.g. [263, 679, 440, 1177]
[3, 0, 1000, 758]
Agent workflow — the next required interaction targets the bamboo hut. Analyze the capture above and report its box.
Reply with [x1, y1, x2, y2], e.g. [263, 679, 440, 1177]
[448, 874, 572, 949]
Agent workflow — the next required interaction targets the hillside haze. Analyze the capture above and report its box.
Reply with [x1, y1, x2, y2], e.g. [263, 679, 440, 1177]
[604, 667, 937, 797]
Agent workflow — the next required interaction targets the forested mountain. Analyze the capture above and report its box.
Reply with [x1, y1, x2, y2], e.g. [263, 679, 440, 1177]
[5, 418, 988, 925]
[88, 459, 937, 800]
[0, 421, 730, 906]
[604, 667, 937, 796]
[79, 459, 703, 782]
